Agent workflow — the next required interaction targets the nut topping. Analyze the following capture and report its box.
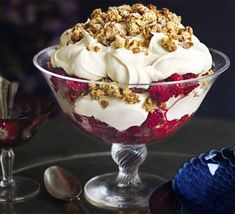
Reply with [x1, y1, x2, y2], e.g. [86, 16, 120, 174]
[62, 3, 195, 53]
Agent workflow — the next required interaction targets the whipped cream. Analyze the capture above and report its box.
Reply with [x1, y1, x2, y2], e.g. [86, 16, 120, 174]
[51, 31, 107, 80]
[165, 84, 211, 120]
[74, 94, 148, 131]
[51, 30, 212, 86]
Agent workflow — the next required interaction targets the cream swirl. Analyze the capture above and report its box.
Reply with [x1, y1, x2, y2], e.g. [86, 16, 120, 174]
[147, 33, 212, 81]
[107, 32, 212, 84]
[51, 31, 107, 80]
[107, 48, 153, 86]
[51, 30, 212, 84]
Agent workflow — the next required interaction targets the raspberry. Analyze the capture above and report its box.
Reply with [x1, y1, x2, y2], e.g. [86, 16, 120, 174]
[145, 110, 164, 128]
[150, 73, 185, 102]
[149, 85, 171, 103]
[166, 73, 184, 97]
[50, 77, 62, 92]
[169, 84, 184, 98]
[184, 83, 199, 95]
[53, 68, 67, 76]
[183, 73, 199, 95]
[172, 86, 182, 97]
[165, 73, 199, 96]
[167, 73, 183, 81]
[49, 69, 67, 92]
[183, 73, 198, 80]
[127, 126, 140, 134]
[65, 81, 88, 100]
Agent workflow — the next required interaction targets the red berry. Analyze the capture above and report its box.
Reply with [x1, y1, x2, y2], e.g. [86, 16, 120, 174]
[182, 73, 199, 95]
[149, 73, 184, 102]
[166, 73, 199, 97]
[184, 83, 199, 95]
[49, 67, 67, 92]
[183, 73, 198, 80]
[127, 126, 141, 135]
[172, 85, 184, 97]
[65, 81, 88, 100]
[166, 73, 184, 97]
[145, 110, 164, 128]
[167, 73, 183, 81]
[149, 85, 171, 103]
[50, 76, 62, 92]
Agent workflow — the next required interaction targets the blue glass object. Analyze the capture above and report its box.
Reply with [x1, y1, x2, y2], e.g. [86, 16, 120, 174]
[172, 147, 235, 213]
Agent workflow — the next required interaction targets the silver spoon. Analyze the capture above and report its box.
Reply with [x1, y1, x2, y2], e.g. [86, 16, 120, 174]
[44, 166, 88, 213]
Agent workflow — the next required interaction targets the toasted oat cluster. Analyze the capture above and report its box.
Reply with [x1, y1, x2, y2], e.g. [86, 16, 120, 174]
[67, 3, 194, 53]
[143, 97, 157, 112]
[88, 81, 140, 104]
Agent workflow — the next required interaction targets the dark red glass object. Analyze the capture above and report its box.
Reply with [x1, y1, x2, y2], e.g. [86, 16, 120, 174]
[0, 93, 53, 148]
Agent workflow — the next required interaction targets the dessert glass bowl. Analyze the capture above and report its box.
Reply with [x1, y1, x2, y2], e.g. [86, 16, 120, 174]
[34, 47, 230, 209]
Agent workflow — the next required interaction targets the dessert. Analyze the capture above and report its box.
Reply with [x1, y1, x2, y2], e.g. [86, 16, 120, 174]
[34, 3, 229, 209]
[48, 3, 213, 144]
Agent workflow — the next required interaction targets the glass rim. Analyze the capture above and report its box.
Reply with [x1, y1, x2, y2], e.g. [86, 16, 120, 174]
[33, 46, 230, 86]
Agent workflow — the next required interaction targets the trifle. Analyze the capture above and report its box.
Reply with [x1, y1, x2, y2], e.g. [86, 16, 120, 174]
[34, 3, 230, 209]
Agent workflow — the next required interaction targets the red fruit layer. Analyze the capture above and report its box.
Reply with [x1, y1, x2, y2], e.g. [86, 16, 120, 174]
[145, 110, 164, 128]
[65, 81, 88, 100]
[50, 68, 88, 101]
[149, 73, 199, 104]
[70, 112, 192, 145]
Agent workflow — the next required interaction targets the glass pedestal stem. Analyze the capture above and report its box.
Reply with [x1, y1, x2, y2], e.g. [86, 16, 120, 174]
[111, 144, 147, 187]
[0, 149, 15, 188]
[84, 143, 165, 208]
[0, 148, 40, 202]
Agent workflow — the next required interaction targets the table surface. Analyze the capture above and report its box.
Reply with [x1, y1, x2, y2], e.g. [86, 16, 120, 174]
[1, 115, 235, 214]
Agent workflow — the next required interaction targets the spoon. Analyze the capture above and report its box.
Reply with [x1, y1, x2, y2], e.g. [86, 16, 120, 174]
[44, 166, 88, 213]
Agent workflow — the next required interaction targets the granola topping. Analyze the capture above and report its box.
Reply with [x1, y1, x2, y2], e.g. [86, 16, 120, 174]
[51, 3, 212, 87]
[61, 3, 193, 53]
[100, 100, 109, 108]
[143, 97, 157, 112]
[88, 82, 140, 104]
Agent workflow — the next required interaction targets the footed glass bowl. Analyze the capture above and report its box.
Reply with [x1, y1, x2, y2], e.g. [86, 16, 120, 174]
[34, 47, 229, 209]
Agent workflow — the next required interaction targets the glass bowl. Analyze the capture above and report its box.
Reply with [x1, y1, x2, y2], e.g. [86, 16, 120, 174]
[33, 46, 230, 209]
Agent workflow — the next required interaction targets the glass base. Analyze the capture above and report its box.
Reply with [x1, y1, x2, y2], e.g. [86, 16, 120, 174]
[84, 172, 166, 209]
[0, 176, 40, 203]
